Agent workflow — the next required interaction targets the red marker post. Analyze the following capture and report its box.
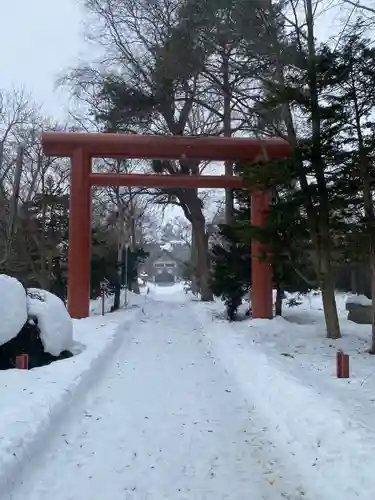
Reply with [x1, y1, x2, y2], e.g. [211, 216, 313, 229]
[15, 354, 29, 370]
[336, 350, 350, 378]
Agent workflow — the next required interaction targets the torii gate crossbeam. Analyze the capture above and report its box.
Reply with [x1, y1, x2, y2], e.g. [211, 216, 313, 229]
[42, 132, 291, 319]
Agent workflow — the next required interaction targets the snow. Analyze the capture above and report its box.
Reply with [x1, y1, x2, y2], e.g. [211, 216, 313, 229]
[346, 293, 372, 306]
[26, 288, 73, 356]
[0, 293, 145, 497]
[160, 242, 173, 252]
[4, 286, 300, 500]
[197, 291, 375, 500]
[1, 285, 375, 499]
[169, 239, 186, 245]
[0, 275, 27, 346]
[89, 287, 146, 315]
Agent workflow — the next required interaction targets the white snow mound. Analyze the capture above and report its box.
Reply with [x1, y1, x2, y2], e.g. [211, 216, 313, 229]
[346, 294, 372, 306]
[26, 289, 73, 356]
[0, 274, 27, 345]
[160, 242, 173, 252]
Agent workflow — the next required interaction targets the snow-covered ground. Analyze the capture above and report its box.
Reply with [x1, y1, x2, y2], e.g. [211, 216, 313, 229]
[196, 291, 375, 499]
[0, 291, 146, 497]
[201, 292, 375, 428]
[1, 284, 375, 499]
[90, 287, 139, 315]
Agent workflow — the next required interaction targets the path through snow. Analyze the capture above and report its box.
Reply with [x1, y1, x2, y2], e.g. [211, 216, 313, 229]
[6, 287, 305, 500]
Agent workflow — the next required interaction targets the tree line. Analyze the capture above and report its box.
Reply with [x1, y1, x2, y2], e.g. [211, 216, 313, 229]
[0, 89, 161, 309]
[59, 0, 375, 345]
[3, 0, 375, 347]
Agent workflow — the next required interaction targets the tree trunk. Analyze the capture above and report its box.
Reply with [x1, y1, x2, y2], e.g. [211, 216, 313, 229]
[222, 46, 233, 225]
[129, 199, 140, 294]
[319, 251, 341, 339]
[113, 272, 121, 311]
[190, 228, 199, 295]
[113, 276, 121, 310]
[192, 218, 213, 301]
[305, 0, 341, 339]
[113, 242, 123, 311]
[275, 283, 282, 316]
[131, 278, 140, 293]
[1, 146, 24, 266]
[179, 186, 212, 300]
[350, 266, 357, 294]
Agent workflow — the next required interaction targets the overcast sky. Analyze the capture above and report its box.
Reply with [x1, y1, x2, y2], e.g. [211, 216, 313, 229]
[0, 0, 352, 121]
[0, 0, 357, 224]
[0, 0, 85, 119]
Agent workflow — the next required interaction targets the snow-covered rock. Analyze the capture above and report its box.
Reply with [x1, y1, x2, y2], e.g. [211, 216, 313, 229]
[0, 275, 27, 346]
[346, 294, 372, 306]
[160, 242, 173, 252]
[346, 294, 372, 324]
[26, 289, 73, 356]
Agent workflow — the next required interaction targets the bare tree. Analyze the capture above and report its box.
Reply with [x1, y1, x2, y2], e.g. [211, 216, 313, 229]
[0, 101, 71, 291]
[0, 91, 53, 272]
[341, 0, 375, 14]
[100, 158, 164, 304]
[0, 89, 36, 182]
[61, 0, 229, 300]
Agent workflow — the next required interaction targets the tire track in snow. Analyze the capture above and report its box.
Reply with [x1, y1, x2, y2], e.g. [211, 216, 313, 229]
[189, 307, 310, 500]
[6, 296, 306, 500]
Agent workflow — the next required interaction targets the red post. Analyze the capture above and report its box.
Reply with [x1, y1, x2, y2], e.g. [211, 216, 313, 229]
[337, 350, 350, 378]
[68, 149, 92, 319]
[251, 191, 273, 319]
[15, 354, 29, 369]
[342, 354, 350, 378]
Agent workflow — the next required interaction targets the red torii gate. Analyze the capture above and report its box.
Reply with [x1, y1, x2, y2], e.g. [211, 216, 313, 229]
[42, 132, 291, 319]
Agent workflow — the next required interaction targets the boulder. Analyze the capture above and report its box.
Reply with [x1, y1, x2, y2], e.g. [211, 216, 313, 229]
[346, 298, 372, 325]
[0, 319, 73, 370]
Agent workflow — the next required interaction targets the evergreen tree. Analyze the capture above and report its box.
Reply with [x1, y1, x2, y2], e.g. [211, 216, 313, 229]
[210, 185, 316, 321]
[241, 30, 366, 338]
[210, 190, 251, 320]
[328, 31, 375, 351]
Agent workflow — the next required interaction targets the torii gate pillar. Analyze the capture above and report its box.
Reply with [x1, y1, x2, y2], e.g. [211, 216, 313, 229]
[68, 148, 92, 319]
[251, 191, 273, 319]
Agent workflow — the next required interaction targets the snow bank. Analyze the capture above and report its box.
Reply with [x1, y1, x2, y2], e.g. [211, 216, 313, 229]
[199, 317, 375, 499]
[90, 288, 147, 315]
[0, 301, 144, 496]
[196, 295, 375, 500]
[26, 289, 73, 356]
[0, 275, 27, 346]
[346, 294, 372, 306]
[160, 242, 173, 251]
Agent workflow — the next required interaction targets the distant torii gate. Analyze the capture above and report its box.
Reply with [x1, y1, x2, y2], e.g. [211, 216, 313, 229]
[42, 132, 291, 319]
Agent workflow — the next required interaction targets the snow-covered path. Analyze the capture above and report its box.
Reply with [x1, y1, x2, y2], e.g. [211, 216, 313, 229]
[7, 288, 301, 500]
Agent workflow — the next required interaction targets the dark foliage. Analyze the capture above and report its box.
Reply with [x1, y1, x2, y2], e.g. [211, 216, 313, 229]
[210, 184, 316, 321]
[211, 223, 251, 321]
[210, 190, 251, 321]
[90, 227, 148, 299]
[0, 319, 73, 370]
